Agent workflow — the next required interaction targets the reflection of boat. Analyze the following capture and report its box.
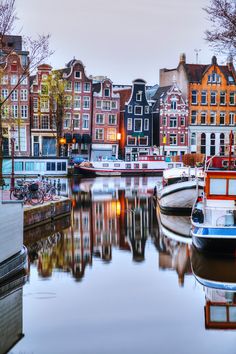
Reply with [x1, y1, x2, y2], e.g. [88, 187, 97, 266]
[191, 246, 236, 329]
[157, 167, 204, 213]
[0, 246, 28, 283]
[75, 156, 183, 177]
[191, 170, 236, 255]
[156, 205, 191, 244]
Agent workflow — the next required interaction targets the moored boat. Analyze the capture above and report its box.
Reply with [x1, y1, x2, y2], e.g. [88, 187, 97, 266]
[74, 155, 183, 177]
[157, 167, 204, 214]
[191, 170, 236, 256]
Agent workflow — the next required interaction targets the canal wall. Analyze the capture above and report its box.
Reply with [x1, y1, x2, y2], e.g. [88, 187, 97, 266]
[24, 197, 72, 231]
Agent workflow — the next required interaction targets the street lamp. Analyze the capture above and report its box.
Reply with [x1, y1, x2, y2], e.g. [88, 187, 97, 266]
[59, 137, 66, 157]
[9, 125, 16, 191]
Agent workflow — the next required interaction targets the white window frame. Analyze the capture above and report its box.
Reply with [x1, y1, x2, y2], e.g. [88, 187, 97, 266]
[127, 118, 132, 130]
[134, 106, 143, 115]
[144, 118, 149, 130]
[134, 118, 142, 132]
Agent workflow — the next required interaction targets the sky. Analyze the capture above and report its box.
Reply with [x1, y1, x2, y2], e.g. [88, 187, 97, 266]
[14, 0, 226, 85]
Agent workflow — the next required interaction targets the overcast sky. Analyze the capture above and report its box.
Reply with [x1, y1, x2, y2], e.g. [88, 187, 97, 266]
[15, 0, 225, 85]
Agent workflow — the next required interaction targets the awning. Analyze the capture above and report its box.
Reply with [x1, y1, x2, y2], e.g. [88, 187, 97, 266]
[73, 133, 82, 143]
[82, 134, 92, 143]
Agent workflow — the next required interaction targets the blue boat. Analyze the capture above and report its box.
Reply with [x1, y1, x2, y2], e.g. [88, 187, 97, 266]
[191, 170, 236, 256]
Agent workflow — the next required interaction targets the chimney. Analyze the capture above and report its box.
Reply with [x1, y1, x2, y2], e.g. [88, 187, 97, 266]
[179, 53, 186, 64]
[227, 54, 233, 71]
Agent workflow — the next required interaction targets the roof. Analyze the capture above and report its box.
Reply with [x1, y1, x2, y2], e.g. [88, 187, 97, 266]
[113, 88, 131, 110]
[152, 85, 171, 111]
[184, 64, 208, 83]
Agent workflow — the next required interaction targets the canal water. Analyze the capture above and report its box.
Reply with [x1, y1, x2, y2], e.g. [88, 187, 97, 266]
[7, 177, 236, 354]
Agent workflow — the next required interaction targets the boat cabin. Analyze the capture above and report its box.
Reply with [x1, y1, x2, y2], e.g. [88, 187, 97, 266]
[205, 171, 236, 200]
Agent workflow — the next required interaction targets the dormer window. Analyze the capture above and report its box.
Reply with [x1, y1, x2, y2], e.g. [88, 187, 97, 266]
[208, 72, 221, 84]
[74, 71, 81, 79]
[104, 88, 110, 97]
[171, 98, 177, 110]
[136, 92, 142, 101]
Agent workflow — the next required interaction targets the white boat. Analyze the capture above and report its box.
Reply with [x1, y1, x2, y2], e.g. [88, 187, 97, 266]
[191, 170, 236, 256]
[75, 156, 183, 177]
[157, 167, 204, 214]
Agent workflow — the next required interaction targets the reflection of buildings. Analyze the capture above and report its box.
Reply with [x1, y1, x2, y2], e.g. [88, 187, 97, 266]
[191, 246, 236, 330]
[0, 273, 27, 354]
[155, 208, 192, 286]
[26, 176, 160, 279]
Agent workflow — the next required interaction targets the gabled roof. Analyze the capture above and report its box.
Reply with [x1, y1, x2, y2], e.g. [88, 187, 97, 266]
[184, 64, 208, 83]
[152, 86, 171, 111]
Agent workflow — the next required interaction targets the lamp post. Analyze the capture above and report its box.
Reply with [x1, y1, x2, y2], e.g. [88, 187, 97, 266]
[59, 137, 66, 157]
[9, 125, 16, 191]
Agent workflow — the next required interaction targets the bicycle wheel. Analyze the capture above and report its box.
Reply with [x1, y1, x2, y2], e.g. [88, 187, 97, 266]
[28, 190, 44, 205]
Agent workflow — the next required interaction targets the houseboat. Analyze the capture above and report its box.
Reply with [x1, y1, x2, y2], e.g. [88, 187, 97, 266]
[191, 170, 236, 255]
[157, 167, 204, 214]
[74, 156, 183, 177]
[3, 157, 69, 177]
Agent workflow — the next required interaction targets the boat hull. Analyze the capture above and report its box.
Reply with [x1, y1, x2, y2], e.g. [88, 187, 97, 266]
[75, 166, 164, 177]
[192, 228, 236, 256]
[158, 180, 204, 213]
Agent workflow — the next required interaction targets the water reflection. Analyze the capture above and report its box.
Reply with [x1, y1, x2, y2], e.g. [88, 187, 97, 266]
[155, 207, 192, 286]
[0, 272, 27, 354]
[191, 246, 236, 329]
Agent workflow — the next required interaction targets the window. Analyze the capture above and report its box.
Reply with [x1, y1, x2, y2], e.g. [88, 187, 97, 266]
[180, 116, 185, 126]
[134, 119, 142, 132]
[134, 106, 142, 115]
[41, 115, 49, 129]
[109, 114, 117, 125]
[84, 82, 91, 92]
[74, 114, 80, 129]
[200, 133, 206, 154]
[65, 81, 72, 91]
[191, 90, 197, 104]
[170, 134, 177, 145]
[74, 96, 81, 109]
[170, 117, 177, 127]
[210, 133, 215, 155]
[220, 133, 225, 155]
[33, 115, 39, 129]
[220, 91, 226, 105]
[107, 128, 116, 141]
[171, 97, 177, 110]
[82, 114, 89, 129]
[127, 118, 132, 130]
[20, 89, 28, 101]
[111, 101, 117, 109]
[11, 74, 18, 85]
[95, 128, 104, 140]
[41, 83, 48, 95]
[180, 134, 185, 144]
[210, 178, 227, 195]
[136, 92, 142, 101]
[229, 112, 235, 125]
[128, 105, 132, 113]
[33, 97, 38, 111]
[65, 96, 72, 109]
[63, 113, 71, 129]
[139, 136, 148, 145]
[74, 82, 81, 92]
[21, 76, 28, 85]
[83, 96, 90, 109]
[201, 112, 206, 124]
[210, 91, 216, 105]
[127, 136, 136, 145]
[12, 105, 18, 118]
[15, 127, 26, 151]
[74, 71, 81, 79]
[1, 75, 8, 84]
[102, 101, 111, 110]
[210, 111, 216, 125]
[1, 89, 8, 99]
[144, 119, 149, 130]
[220, 112, 225, 125]
[229, 179, 236, 195]
[104, 88, 110, 97]
[96, 114, 104, 124]
[40, 98, 49, 112]
[142, 163, 148, 169]
[145, 106, 149, 114]
[191, 111, 197, 124]
[229, 92, 235, 105]
[126, 163, 132, 169]
[20, 105, 28, 118]
[96, 100, 102, 108]
[191, 133, 196, 146]
[201, 91, 207, 105]
[163, 116, 167, 126]
[11, 90, 18, 101]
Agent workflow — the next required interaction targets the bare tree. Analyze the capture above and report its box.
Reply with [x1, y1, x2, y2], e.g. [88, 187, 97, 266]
[204, 0, 236, 55]
[0, 0, 53, 185]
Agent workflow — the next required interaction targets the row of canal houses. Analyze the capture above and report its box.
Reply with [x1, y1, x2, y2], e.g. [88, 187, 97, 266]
[1, 35, 236, 161]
